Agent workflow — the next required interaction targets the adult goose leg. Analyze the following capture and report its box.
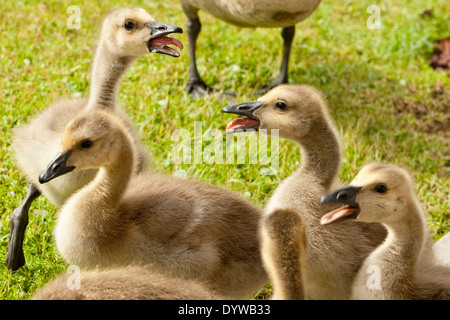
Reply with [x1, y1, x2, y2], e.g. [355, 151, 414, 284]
[258, 26, 295, 94]
[185, 15, 236, 98]
[186, 16, 208, 98]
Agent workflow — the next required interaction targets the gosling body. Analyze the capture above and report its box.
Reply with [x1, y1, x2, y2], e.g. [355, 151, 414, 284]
[7, 7, 183, 271]
[222, 85, 386, 299]
[321, 163, 450, 300]
[40, 110, 267, 299]
[32, 266, 219, 300]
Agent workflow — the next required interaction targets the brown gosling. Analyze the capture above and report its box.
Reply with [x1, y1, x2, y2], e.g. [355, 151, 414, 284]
[32, 265, 219, 300]
[180, 0, 322, 97]
[321, 162, 450, 300]
[39, 109, 267, 299]
[222, 84, 387, 299]
[7, 7, 183, 271]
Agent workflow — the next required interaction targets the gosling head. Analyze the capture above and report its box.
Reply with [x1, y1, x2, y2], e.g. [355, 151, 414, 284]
[39, 110, 128, 184]
[101, 7, 183, 58]
[222, 84, 330, 141]
[320, 163, 416, 225]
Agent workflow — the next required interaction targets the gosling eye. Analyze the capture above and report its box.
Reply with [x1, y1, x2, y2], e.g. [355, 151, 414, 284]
[275, 101, 287, 110]
[81, 140, 92, 149]
[124, 21, 135, 31]
[373, 184, 387, 194]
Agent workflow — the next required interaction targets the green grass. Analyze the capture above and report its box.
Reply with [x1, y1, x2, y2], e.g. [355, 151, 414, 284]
[1, 0, 449, 300]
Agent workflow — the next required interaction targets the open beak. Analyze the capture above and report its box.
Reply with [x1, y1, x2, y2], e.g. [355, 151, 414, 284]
[39, 151, 75, 184]
[146, 21, 183, 57]
[320, 185, 362, 225]
[221, 101, 263, 134]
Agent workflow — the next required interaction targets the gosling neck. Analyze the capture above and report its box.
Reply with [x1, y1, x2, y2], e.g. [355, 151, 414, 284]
[373, 201, 426, 287]
[86, 40, 135, 110]
[294, 118, 341, 188]
[80, 139, 134, 212]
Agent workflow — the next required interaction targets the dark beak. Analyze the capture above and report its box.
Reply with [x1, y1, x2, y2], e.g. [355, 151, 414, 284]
[319, 186, 362, 225]
[221, 101, 263, 120]
[320, 185, 362, 207]
[222, 101, 263, 134]
[146, 22, 183, 57]
[146, 22, 183, 39]
[39, 151, 75, 184]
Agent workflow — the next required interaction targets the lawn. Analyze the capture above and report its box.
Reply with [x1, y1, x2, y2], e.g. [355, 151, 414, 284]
[0, 0, 448, 300]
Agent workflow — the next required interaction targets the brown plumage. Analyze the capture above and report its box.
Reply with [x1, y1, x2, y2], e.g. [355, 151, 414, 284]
[32, 266, 219, 300]
[39, 109, 267, 299]
[7, 7, 183, 271]
[260, 209, 307, 299]
[321, 163, 450, 300]
[222, 84, 387, 299]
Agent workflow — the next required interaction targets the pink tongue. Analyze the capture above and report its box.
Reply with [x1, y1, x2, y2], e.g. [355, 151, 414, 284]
[150, 36, 183, 50]
[320, 207, 356, 225]
[226, 118, 259, 133]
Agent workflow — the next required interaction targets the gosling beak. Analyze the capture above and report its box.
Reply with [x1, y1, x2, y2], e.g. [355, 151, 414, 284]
[319, 186, 362, 225]
[221, 101, 263, 134]
[39, 151, 75, 184]
[146, 22, 183, 57]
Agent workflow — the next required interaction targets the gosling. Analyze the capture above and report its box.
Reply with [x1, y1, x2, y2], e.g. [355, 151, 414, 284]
[321, 162, 450, 300]
[32, 266, 219, 300]
[39, 109, 267, 299]
[222, 84, 387, 299]
[7, 7, 183, 271]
